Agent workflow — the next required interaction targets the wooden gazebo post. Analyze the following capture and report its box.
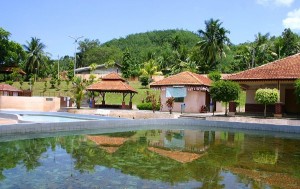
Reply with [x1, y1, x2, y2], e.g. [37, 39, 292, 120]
[122, 93, 128, 109]
[100, 92, 106, 106]
[129, 93, 136, 109]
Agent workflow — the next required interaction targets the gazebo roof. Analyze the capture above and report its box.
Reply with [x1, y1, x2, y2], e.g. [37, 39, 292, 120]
[0, 84, 22, 92]
[225, 53, 300, 81]
[87, 73, 137, 93]
[150, 71, 212, 87]
[102, 72, 125, 81]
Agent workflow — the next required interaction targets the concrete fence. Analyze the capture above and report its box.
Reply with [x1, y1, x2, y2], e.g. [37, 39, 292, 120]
[0, 96, 61, 112]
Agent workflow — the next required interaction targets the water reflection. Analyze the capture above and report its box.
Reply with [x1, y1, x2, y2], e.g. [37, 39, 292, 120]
[0, 129, 300, 188]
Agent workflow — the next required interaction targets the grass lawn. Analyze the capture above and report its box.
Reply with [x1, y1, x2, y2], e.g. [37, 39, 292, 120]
[10, 80, 160, 106]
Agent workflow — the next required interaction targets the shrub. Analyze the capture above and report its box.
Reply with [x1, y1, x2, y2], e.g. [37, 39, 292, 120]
[5, 80, 13, 85]
[255, 88, 279, 117]
[210, 80, 241, 115]
[137, 102, 160, 111]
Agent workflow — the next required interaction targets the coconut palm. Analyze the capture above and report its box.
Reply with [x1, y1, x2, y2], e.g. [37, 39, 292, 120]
[198, 18, 230, 72]
[23, 37, 46, 77]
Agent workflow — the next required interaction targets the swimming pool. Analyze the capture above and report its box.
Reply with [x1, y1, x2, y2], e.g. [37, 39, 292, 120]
[18, 114, 100, 123]
[0, 127, 299, 188]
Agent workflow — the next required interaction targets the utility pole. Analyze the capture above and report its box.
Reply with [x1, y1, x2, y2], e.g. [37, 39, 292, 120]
[58, 55, 60, 79]
[69, 36, 83, 76]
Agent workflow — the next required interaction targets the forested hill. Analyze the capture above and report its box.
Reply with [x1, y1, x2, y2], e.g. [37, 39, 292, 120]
[103, 29, 200, 50]
[77, 29, 202, 75]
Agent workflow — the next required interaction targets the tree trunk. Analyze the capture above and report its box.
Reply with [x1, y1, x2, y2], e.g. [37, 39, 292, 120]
[264, 104, 266, 117]
[225, 102, 228, 116]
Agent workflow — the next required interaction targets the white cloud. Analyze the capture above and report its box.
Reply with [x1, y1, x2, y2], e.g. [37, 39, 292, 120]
[283, 8, 300, 30]
[256, 0, 294, 7]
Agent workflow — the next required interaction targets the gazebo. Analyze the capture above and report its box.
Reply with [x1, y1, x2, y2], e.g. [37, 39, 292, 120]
[86, 72, 137, 109]
[0, 84, 22, 96]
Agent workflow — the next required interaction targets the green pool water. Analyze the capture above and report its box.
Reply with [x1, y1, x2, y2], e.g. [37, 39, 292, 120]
[0, 128, 300, 188]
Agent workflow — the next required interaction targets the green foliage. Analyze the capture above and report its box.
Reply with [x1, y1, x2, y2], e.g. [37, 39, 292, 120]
[139, 75, 150, 87]
[23, 37, 47, 78]
[72, 76, 86, 109]
[121, 49, 134, 78]
[137, 103, 160, 111]
[210, 80, 241, 115]
[50, 77, 56, 88]
[56, 78, 61, 89]
[255, 88, 279, 105]
[0, 27, 26, 67]
[294, 79, 300, 104]
[5, 80, 13, 85]
[198, 18, 230, 72]
[255, 88, 279, 117]
[208, 71, 221, 82]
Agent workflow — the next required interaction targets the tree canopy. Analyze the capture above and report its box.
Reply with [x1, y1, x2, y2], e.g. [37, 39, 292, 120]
[255, 88, 279, 117]
[210, 80, 241, 115]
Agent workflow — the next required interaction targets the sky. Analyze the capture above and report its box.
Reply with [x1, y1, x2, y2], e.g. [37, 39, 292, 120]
[1, 0, 300, 58]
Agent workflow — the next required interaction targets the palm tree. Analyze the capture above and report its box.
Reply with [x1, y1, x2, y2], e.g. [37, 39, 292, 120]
[140, 59, 158, 79]
[23, 37, 46, 77]
[198, 18, 230, 72]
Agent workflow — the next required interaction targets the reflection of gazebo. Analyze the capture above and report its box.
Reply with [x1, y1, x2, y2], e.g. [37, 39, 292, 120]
[86, 72, 137, 109]
[0, 84, 22, 96]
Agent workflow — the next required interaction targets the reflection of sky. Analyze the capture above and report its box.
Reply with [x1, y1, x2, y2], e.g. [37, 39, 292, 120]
[220, 171, 269, 189]
[0, 146, 202, 189]
[164, 137, 185, 149]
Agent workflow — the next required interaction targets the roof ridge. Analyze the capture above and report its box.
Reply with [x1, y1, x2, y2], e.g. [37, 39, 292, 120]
[186, 71, 204, 84]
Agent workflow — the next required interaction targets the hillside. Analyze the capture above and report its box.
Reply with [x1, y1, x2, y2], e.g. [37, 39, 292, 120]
[103, 29, 200, 50]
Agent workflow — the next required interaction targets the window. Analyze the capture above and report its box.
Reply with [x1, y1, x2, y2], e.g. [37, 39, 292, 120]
[174, 97, 184, 102]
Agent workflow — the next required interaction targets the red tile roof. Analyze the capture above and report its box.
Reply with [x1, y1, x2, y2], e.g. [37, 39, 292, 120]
[102, 72, 125, 81]
[87, 80, 137, 93]
[0, 84, 22, 92]
[225, 53, 300, 81]
[150, 71, 212, 87]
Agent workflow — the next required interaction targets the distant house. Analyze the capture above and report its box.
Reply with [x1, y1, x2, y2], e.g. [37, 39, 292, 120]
[75, 63, 122, 80]
[0, 84, 22, 96]
[150, 71, 222, 113]
[225, 53, 300, 115]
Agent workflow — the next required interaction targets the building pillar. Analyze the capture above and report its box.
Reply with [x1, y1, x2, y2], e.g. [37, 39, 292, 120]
[274, 102, 283, 118]
[129, 101, 132, 109]
[122, 101, 126, 109]
[228, 101, 236, 116]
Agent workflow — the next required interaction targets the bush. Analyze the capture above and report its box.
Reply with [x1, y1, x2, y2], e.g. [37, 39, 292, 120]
[137, 102, 160, 110]
[5, 80, 13, 85]
[255, 88, 279, 117]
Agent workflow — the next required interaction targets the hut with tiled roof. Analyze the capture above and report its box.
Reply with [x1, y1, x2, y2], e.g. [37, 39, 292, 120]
[0, 84, 22, 96]
[225, 53, 300, 115]
[86, 72, 137, 109]
[150, 71, 221, 113]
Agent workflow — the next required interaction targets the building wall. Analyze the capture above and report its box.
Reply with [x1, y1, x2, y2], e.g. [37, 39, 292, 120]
[93, 66, 120, 75]
[241, 81, 298, 113]
[0, 96, 61, 112]
[160, 89, 206, 113]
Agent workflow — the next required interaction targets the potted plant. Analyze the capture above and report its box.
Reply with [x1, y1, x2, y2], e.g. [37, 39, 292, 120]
[166, 97, 175, 114]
